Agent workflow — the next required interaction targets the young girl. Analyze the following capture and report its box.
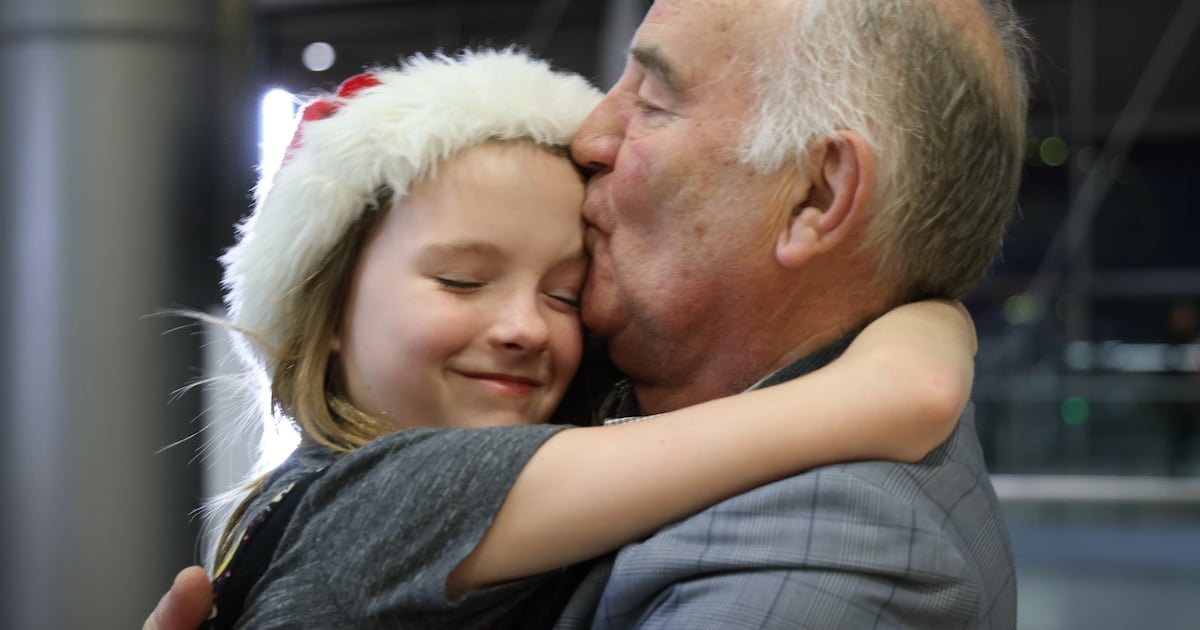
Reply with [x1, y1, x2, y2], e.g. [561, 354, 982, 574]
[203, 49, 977, 629]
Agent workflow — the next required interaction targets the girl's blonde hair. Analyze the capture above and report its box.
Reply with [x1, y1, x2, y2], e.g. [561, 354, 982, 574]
[209, 202, 381, 564]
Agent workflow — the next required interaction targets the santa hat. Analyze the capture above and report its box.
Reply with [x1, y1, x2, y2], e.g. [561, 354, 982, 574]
[221, 48, 603, 372]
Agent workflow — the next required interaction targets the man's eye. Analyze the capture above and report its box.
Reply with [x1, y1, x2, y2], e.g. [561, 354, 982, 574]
[436, 277, 484, 290]
[634, 98, 664, 114]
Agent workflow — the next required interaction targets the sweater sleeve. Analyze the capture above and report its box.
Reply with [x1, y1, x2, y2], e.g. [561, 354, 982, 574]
[239, 423, 572, 629]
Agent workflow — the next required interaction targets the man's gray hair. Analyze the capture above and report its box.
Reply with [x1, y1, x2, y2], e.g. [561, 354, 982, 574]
[740, 0, 1033, 300]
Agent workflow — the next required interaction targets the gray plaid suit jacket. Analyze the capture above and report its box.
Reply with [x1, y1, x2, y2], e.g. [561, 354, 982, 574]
[554, 346, 1017, 629]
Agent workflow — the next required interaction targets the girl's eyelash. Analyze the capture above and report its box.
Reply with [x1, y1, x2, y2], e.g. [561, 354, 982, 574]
[436, 277, 579, 307]
[436, 277, 483, 289]
[551, 294, 581, 309]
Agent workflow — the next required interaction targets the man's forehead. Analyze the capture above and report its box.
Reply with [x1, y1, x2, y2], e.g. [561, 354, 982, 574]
[638, 0, 779, 51]
[645, 0, 779, 25]
[632, 1, 772, 90]
[645, 0, 743, 18]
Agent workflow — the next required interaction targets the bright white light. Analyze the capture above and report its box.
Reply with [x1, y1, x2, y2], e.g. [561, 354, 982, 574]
[259, 89, 298, 191]
[201, 313, 300, 498]
[258, 414, 301, 473]
[254, 90, 302, 467]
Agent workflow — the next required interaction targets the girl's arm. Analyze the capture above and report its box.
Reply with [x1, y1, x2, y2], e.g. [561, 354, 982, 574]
[448, 298, 976, 596]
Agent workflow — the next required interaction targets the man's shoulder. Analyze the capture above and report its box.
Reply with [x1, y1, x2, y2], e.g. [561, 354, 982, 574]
[598, 409, 1016, 628]
[660, 452, 982, 546]
[610, 407, 1006, 569]
[711, 404, 993, 510]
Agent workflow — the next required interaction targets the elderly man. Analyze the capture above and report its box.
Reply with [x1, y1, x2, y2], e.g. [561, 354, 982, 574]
[149, 0, 1028, 627]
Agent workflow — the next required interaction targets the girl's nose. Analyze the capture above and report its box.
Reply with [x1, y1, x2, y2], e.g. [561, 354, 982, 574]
[489, 296, 550, 353]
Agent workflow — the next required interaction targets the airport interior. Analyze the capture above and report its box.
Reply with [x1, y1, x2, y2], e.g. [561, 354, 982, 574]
[1, 0, 1198, 628]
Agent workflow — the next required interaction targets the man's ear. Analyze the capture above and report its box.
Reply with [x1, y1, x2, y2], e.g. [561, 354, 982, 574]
[776, 130, 874, 268]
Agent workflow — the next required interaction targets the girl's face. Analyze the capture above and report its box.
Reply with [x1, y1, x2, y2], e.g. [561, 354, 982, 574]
[331, 142, 587, 429]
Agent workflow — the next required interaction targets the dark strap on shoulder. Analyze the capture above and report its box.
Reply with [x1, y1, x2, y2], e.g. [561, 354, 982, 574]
[204, 468, 326, 630]
[753, 327, 862, 389]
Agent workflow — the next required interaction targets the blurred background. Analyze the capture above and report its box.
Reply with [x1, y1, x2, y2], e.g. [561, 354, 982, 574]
[1, 0, 1197, 628]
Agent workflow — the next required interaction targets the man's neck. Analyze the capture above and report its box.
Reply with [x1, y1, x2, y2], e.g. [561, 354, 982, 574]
[623, 256, 895, 414]
[628, 313, 872, 414]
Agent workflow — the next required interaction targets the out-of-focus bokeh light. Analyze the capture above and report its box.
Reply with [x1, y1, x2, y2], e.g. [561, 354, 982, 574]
[1040, 136, 1070, 167]
[1003, 292, 1043, 325]
[302, 41, 337, 72]
[1061, 396, 1090, 426]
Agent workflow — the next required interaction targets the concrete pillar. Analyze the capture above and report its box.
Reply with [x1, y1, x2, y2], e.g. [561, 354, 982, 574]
[0, 1, 218, 627]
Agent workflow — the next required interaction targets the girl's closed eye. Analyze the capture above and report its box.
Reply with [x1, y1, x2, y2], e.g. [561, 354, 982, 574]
[436, 276, 485, 291]
[547, 291, 581, 310]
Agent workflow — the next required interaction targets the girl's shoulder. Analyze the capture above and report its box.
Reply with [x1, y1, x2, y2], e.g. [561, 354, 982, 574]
[250, 445, 336, 507]
[207, 447, 334, 629]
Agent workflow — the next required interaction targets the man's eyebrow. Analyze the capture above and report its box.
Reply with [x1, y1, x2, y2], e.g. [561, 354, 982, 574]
[631, 46, 682, 93]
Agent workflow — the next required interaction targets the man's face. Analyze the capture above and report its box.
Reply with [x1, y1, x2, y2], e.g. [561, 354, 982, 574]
[572, 0, 794, 381]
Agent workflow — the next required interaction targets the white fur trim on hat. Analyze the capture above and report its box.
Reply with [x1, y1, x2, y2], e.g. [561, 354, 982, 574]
[221, 48, 603, 372]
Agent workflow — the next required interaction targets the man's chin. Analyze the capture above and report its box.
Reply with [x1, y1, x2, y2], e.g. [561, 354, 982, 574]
[581, 299, 624, 338]
[602, 331, 654, 387]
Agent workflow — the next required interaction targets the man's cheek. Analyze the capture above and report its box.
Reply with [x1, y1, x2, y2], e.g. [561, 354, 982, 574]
[614, 141, 658, 210]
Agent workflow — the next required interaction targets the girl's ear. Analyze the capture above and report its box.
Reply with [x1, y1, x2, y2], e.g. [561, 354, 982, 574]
[775, 131, 875, 269]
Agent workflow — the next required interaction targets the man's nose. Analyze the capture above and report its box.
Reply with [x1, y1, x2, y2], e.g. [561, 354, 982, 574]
[570, 94, 622, 173]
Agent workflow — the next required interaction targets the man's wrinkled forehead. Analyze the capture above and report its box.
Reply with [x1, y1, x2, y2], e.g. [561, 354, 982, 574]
[643, 0, 763, 30]
[644, 0, 754, 19]
[634, 0, 777, 84]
